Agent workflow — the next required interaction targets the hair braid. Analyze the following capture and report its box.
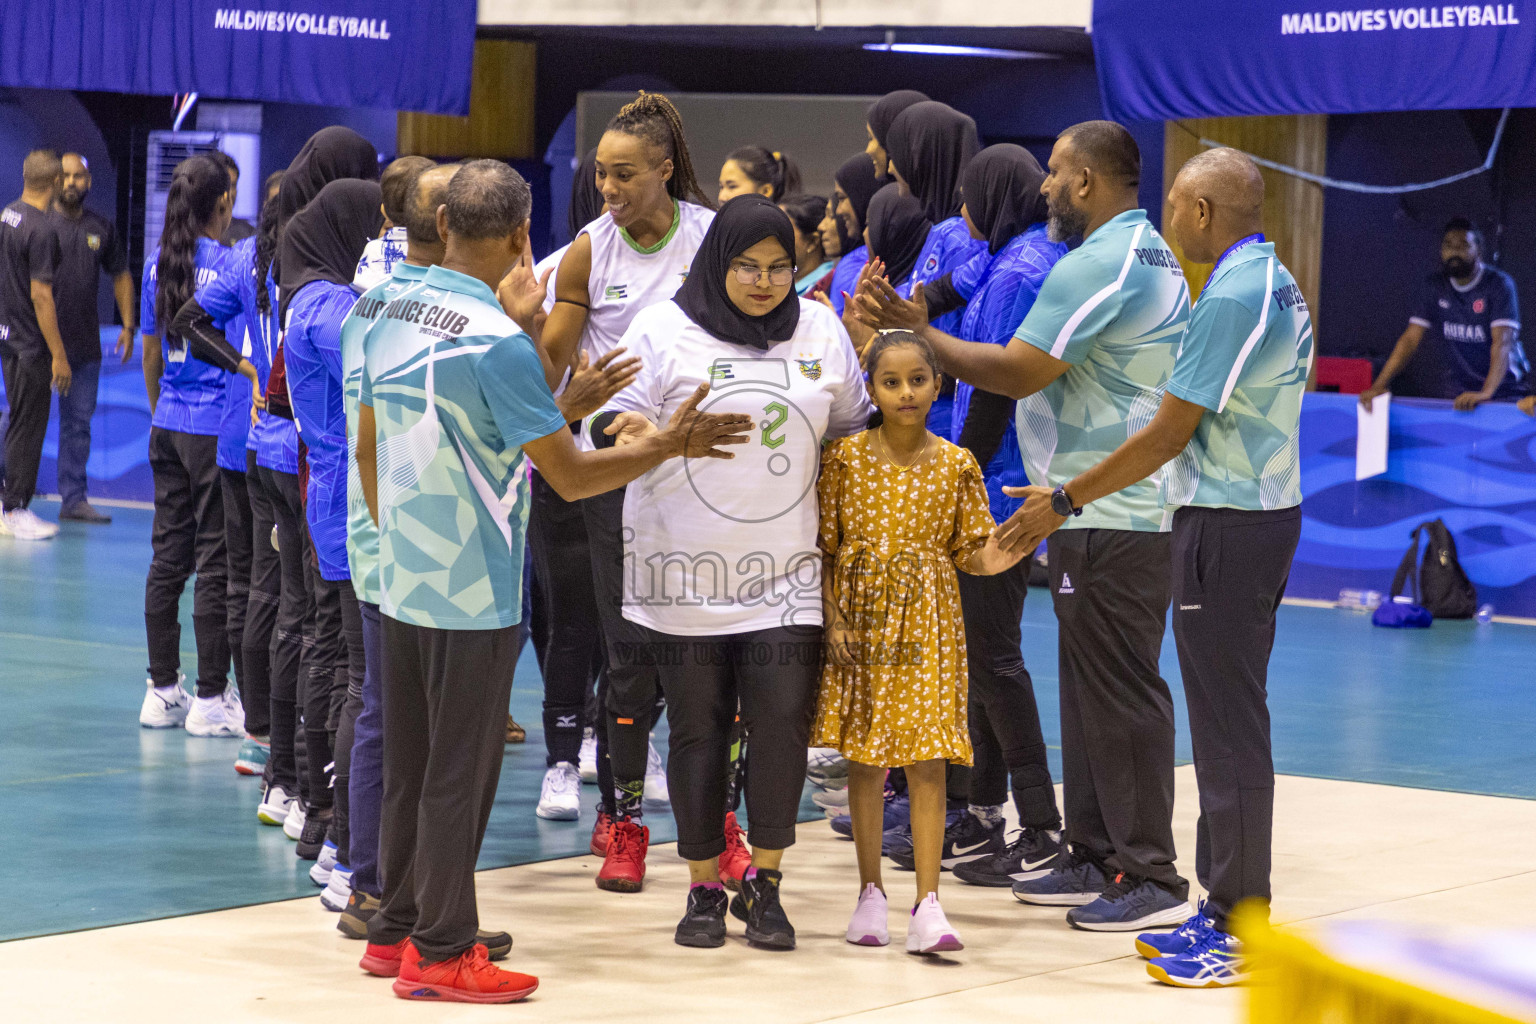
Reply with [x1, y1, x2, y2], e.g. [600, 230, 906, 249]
[607, 91, 715, 210]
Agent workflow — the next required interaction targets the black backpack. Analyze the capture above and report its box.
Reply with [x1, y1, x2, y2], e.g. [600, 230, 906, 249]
[1388, 519, 1477, 619]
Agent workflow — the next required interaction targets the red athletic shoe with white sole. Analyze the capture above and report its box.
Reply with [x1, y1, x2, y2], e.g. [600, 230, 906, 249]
[596, 820, 648, 892]
[360, 937, 409, 977]
[719, 811, 752, 889]
[392, 940, 538, 1004]
[590, 810, 615, 857]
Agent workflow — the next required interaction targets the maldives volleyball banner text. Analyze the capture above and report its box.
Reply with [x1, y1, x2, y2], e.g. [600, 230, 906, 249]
[1093, 0, 1536, 119]
[0, 1, 476, 115]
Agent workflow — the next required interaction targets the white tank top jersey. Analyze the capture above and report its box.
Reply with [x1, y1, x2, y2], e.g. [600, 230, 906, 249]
[579, 200, 714, 363]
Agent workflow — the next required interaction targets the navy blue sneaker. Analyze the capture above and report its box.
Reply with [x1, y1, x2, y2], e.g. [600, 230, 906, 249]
[1146, 927, 1244, 987]
[830, 792, 909, 840]
[1067, 874, 1190, 932]
[1136, 900, 1213, 958]
[882, 823, 912, 858]
[1011, 848, 1106, 906]
[890, 811, 1003, 871]
[953, 827, 1065, 887]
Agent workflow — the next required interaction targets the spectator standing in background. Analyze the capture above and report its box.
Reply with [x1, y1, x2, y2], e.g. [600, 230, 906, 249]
[0, 149, 70, 540]
[50, 153, 136, 524]
[1360, 218, 1527, 410]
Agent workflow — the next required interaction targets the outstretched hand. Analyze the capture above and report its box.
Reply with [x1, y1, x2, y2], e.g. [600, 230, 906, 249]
[558, 347, 642, 423]
[660, 382, 754, 459]
[994, 484, 1067, 555]
[497, 248, 553, 340]
[853, 261, 929, 333]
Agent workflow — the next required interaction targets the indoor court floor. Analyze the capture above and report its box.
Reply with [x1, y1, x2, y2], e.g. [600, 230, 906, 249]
[2, 503, 1533, 1022]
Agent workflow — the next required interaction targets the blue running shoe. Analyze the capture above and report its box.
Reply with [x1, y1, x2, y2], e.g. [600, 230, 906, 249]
[890, 810, 1002, 871]
[1136, 900, 1213, 958]
[1068, 875, 1190, 932]
[882, 823, 912, 858]
[1011, 848, 1107, 906]
[830, 792, 909, 840]
[235, 735, 270, 776]
[1147, 927, 1244, 988]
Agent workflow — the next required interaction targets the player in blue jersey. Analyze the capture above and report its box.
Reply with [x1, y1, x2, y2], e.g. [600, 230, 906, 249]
[1361, 216, 1527, 408]
[825, 152, 880, 316]
[137, 156, 255, 740]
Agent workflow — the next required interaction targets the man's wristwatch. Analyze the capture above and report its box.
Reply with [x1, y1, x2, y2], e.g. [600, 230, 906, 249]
[1050, 485, 1083, 518]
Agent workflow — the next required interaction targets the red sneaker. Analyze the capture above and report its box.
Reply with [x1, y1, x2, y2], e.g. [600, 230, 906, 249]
[719, 811, 752, 889]
[590, 811, 615, 857]
[595, 820, 648, 892]
[392, 941, 539, 1004]
[360, 937, 410, 977]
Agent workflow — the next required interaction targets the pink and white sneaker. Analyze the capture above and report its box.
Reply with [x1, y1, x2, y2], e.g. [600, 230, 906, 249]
[845, 883, 889, 946]
[906, 893, 963, 954]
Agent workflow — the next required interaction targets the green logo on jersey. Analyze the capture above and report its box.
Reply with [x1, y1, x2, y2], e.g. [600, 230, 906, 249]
[605, 285, 628, 301]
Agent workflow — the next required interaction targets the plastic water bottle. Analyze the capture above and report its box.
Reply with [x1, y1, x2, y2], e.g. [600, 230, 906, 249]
[1475, 604, 1495, 624]
[1336, 589, 1383, 612]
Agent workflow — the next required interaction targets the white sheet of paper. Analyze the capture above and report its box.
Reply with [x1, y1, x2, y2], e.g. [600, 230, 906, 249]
[1356, 393, 1390, 480]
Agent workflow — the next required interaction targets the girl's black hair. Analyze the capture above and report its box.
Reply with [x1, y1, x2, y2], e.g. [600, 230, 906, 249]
[776, 192, 826, 241]
[156, 155, 228, 348]
[255, 170, 283, 315]
[864, 329, 939, 377]
[726, 146, 802, 202]
[606, 91, 714, 210]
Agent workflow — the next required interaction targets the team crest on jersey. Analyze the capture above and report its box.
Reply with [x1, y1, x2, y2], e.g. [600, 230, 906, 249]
[1474, 298, 1486, 313]
[605, 284, 628, 300]
[709, 364, 735, 382]
[1439, 298, 1450, 309]
[86, 233, 101, 251]
[795, 358, 821, 381]
[922, 254, 940, 276]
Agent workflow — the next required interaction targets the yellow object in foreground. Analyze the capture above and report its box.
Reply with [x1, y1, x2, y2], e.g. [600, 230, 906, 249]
[1240, 906, 1536, 1024]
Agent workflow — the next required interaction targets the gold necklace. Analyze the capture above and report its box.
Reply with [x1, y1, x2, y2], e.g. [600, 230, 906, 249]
[876, 428, 928, 473]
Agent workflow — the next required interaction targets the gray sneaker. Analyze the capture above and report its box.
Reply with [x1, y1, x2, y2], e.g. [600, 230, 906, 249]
[1011, 848, 1107, 906]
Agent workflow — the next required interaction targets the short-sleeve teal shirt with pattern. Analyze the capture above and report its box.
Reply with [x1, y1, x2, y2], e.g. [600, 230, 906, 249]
[343, 260, 427, 607]
[1163, 241, 1314, 511]
[358, 264, 567, 630]
[1013, 209, 1190, 532]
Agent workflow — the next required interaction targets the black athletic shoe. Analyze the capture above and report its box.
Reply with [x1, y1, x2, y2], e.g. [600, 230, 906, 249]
[337, 889, 378, 939]
[728, 869, 795, 950]
[953, 827, 1065, 887]
[296, 810, 331, 860]
[890, 811, 1004, 871]
[476, 927, 513, 961]
[675, 886, 729, 948]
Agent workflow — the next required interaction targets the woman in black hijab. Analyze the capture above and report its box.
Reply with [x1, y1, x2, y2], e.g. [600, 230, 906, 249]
[267, 126, 379, 292]
[962, 143, 1049, 255]
[865, 89, 929, 178]
[280, 178, 384, 858]
[822, 152, 884, 315]
[864, 182, 932, 290]
[592, 194, 872, 951]
[884, 101, 980, 224]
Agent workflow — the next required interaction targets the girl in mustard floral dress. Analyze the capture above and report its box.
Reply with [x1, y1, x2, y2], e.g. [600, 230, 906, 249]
[812, 330, 1028, 955]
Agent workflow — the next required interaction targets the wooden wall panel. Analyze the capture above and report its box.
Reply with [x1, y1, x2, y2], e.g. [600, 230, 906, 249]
[397, 40, 536, 160]
[1163, 116, 1327, 338]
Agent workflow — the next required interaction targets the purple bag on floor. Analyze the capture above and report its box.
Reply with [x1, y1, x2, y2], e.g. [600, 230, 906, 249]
[1372, 599, 1433, 629]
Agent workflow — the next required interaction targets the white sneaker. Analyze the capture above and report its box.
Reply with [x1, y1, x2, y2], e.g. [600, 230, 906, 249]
[644, 739, 670, 807]
[536, 761, 582, 820]
[320, 866, 352, 911]
[221, 688, 246, 733]
[813, 787, 851, 812]
[309, 839, 339, 886]
[906, 893, 963, 955]
[283, 798, 307, 840]
[846, 883, 890, 946]
[186, 692, 243, 737]
[0, 507, 59, 540]
[257, 784, 296, 826]
[807, 747, 849, 789]
[139, 675, 190, 728]
[578, 727, 599, 784]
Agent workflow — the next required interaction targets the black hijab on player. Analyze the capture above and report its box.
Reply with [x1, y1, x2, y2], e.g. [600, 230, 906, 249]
[834, 152, 882, 251]
[265, 126, 378, 291]
[885, 101, 981, 223]
[867, 90, 930, 160]
[569, 147, 605, 237]
[278, 179, 383, 323]
[865, 183, 931, 286]
[963, 144, 1050, 254]
[673, 194, 800, 351]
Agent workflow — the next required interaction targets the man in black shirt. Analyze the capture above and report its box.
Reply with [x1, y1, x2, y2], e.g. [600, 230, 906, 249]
[50, 153, 135, 524]
[0, 149, 70, 540]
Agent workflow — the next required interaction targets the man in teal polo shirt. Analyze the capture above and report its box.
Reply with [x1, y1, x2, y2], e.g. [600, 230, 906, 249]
[353, 160, 749, 1003]
[1002, 147, 1313, 988]
[862, 120, 1193, 931]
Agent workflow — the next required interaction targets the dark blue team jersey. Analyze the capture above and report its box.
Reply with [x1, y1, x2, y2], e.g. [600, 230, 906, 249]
[284, 279, 359, 582]
[1410, 265, 1527, 400]
[141, 237, 241, 436]
[953, 223, 1068, 523]
[914, 216, 988, 342]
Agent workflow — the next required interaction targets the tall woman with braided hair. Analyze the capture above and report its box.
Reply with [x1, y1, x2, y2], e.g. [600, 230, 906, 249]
[538, 91, 716, 894]
[137, 155, 249, 737]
